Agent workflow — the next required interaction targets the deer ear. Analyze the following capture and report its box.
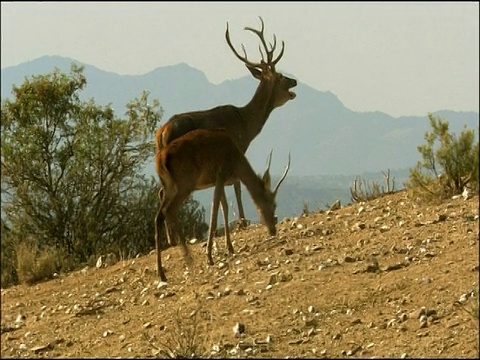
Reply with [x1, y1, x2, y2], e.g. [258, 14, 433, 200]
[246, 65, 262, 80]
[262, 170, 271, 190]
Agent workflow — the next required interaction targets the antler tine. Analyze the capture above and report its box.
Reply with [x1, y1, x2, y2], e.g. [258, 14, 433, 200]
[266, 149, 273, 170]
[273, 152, 291, 196]
[271, 40, 285, 67]
[262, 149, 273, 189]
[225, 21, 262, 68]
[269, 35, 277, 54]
[258, 45, 266, 63]
[244, 16, 276, 65]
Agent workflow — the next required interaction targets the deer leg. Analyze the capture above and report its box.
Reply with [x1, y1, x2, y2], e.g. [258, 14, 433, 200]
[154, 188, 168, 282]
[158, 188, 176, 247]
[164, 219, 176, 246]
[166, 199, 190, 261]
[206, 179, 223, 266]
[233, 180, 248, 229]
[220, 188, 234, 256]
[154, 208, 168, 282]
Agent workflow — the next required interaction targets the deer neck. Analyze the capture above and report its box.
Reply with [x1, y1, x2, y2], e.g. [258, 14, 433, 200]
[237, 158, 270, 209]
[241, 81, 276, 140]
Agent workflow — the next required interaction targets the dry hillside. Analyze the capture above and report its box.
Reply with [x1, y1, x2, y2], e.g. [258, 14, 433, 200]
[1, 190, 479, 358]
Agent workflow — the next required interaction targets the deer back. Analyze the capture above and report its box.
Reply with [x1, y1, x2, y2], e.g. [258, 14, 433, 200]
[156, 105, 249, 153]
[156, 129, 248, 193]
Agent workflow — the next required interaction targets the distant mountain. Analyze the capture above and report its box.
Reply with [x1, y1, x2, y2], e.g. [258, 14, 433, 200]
[2, 55, 478, 220]
[2, 55, 478, 176]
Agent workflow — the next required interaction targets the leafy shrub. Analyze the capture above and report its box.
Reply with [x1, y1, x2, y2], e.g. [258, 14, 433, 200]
[1, 221, 18, 287]
[15, 242, 63, 285]
[405, 113, 479, 202]
[1, 64, 208, 287]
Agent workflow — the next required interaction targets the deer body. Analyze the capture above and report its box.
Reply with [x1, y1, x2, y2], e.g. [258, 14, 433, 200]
[154, 128, 289, 281]
[157, 76, 296, 154]
[155, 17, 297, 250]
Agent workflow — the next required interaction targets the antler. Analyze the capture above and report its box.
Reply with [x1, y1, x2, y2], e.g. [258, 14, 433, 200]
[273, 152, 290, 196]
[225, 16, 285, 70]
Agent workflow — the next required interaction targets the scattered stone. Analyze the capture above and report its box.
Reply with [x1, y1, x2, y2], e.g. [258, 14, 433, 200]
[96, 256, 103, 269]
[288, 338, 304, 345]
[157, 281, 168, 289]
[322, 228, 333, 235]
[268, 273, 278, 285]
[96, 253, 117, 268]
[365, 257, 380, 273]
[329, 200, 341, 211]
[346, 345, 362, 356]
[352, 222, 366, 231]
[462, 186, 472, 200]
[236, 289, 246, 296]
[0, 324, 17, 334]
[15, 313, 26, 326]
[31, 343, 53, 354]
[233, 322, 245, 337]
[303, 315, 317, 327]
[379, 225, 391, 233]
[383, 262, 409, 271]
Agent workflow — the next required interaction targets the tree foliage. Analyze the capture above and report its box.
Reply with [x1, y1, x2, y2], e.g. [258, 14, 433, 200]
[405, 113, 479, 201]
[1, 65, 207, 286]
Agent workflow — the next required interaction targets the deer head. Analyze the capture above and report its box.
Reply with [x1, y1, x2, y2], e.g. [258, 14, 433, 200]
[257, 150, 291, 233]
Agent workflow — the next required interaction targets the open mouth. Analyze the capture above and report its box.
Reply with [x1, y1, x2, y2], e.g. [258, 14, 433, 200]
[289, 91, 296, 99]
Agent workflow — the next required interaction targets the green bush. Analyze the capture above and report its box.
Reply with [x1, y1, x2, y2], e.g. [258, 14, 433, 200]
[405, 113, 479, 202]
[1, 64, 207, 287]
[1, 220, 18, 287]
[15, 242, 63, 285]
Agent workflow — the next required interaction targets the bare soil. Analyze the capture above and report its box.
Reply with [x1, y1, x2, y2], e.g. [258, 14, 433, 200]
[1, 190, 479, 358]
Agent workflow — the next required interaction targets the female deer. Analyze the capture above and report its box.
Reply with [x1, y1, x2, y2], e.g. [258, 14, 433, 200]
[154, 128, 289, 281]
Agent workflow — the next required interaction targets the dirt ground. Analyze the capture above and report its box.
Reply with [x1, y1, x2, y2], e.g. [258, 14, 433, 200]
[1, 189, 479, 358]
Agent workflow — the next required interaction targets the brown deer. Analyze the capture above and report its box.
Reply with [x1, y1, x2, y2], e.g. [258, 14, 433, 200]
[155, 16, 296, 234]
[154, 128, 290, 282]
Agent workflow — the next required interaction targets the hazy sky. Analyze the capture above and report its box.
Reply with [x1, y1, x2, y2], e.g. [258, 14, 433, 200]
[1, 2, 478, 117]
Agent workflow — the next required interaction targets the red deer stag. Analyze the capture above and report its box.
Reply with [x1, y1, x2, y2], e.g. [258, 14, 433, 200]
[155, 16, 296, 234]
[154, 128, 290, 282]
